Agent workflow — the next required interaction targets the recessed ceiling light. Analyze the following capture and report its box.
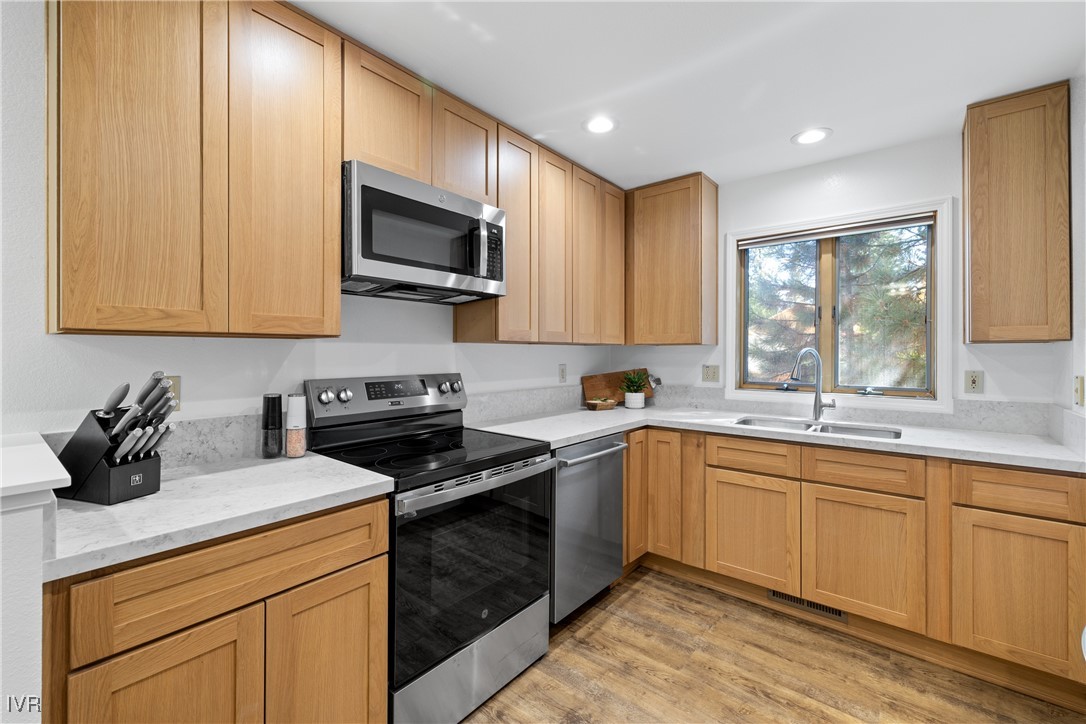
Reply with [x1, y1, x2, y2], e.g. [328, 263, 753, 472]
[791, 127, 832, 145]
[585, 116, 616, 134]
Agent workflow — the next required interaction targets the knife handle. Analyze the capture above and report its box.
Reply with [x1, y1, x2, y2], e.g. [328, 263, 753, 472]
[148, 423, 176, 456]
[135, 371, 165, 405]
[142, 379, 173, 411]
[144, 392, 175, 422]
[97, 383, 130, 418]
[135, 425, 165, 457]
[110, 404, 142, 439]
[152, 399, 178, 426]
[112, 428, 145, 463]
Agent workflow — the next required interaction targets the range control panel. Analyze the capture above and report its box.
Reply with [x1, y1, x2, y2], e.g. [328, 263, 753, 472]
[304, 373, 466, 428]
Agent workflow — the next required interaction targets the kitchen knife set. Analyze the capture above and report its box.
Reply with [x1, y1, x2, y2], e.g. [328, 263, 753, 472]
[97, 372, 178, 462]
[56, 371, 174, 506]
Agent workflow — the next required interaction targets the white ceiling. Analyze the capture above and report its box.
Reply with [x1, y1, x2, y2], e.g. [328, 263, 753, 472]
[295, 2, 1086, 188]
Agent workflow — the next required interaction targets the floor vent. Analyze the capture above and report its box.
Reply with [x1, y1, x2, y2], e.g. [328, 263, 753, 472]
[768, 590, 847, 622]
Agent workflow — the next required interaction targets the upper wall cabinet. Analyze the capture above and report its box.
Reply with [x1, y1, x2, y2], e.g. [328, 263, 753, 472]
[964, 81, 1070, 342]
[601, 182, 626, 344]
[538, 150, 575, 343]
[228, 2, 341, 336]
[625, 173, 718, 345]
[49, 0, 342, 337]
[343, 43, 432, 183]
[51, 0, 229, 334]
[432, 90, 498, 205]
[572, 167, 603, 343]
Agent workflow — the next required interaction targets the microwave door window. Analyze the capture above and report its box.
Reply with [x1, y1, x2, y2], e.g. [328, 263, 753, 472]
[360, 186, 474, 275]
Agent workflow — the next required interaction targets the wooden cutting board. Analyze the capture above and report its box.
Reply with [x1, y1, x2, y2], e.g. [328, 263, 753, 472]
[581, 369, 654, 403]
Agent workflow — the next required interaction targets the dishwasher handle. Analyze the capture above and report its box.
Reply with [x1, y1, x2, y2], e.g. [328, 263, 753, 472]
[558, 441, 628, 468]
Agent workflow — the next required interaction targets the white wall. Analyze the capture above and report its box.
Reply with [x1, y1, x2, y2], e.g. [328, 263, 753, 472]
[0, 2, 609, 435]
[615, 126, 1082, 409]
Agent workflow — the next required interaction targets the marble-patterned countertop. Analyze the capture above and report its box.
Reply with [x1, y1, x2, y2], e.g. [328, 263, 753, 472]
[479, 407, 1086, 474]
[45, 453, 392, 581]
[2, 432, 70, 498]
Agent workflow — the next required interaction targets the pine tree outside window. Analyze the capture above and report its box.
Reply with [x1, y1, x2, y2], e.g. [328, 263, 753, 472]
[739, 214, 935, 398]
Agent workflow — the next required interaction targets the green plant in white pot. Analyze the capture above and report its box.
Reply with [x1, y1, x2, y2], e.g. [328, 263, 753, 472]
[620, 370, 649, 409]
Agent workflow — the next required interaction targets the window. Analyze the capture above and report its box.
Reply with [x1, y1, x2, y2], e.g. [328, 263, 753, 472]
[739, 215, 934, 398]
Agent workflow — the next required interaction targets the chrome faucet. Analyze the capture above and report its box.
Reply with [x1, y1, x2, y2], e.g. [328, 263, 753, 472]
[790, 347, 836, 421]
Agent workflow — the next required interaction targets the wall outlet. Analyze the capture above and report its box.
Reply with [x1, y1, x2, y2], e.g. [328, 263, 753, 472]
[1074, 376, 1084, 407]
[166, 375, 181, 411]
[964, 370, 983, 394]
[702, 365, 720, 383]
[558, 364, 567, 384]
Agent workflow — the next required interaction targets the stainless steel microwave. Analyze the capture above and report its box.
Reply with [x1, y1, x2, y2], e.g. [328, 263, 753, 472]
[341, 161, 506, 304]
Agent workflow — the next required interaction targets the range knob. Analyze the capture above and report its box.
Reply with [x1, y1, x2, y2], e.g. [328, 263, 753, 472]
[438, 382, 451, 394]
[451, 380, 463, 393]
[317, 388, 335, 405]
[337, 388, 353, 403]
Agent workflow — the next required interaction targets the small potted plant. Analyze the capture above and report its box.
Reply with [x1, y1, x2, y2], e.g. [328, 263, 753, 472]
[620, 370, 649, 409]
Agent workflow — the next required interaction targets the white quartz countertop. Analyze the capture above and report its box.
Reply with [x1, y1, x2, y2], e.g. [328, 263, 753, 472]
[2, 432, 70, 498]
[479, 407, 1086, 474]
[45, 453, 392, 581]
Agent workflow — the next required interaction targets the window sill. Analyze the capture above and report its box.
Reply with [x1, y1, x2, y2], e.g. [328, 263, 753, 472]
[724, 385, 954, 415]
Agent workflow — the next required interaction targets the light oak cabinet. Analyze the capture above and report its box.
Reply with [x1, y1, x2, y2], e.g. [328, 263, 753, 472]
[228, 2, 341, 337]
[647, 430, 684, 559]
[266, 557, 388, 723]
[68, 605, 264, 724]
[705, 468, 801, 595]
[952, 506, 1086, 683]
[624, 429, 649, 564]
[343, 43, 432, 182]
[50, 0, 342, 337]
[538, 150, 575, 343]
[51, 0, 229, 334]
[601, 182, 626, 344]
[572, 167, 604, 343]
[802, 483, 926, 633]
[432, 90, 498, 205]
[625, 173, 718, 345]
[454, 127, 541, 343]
[964, 81, 1070, 342]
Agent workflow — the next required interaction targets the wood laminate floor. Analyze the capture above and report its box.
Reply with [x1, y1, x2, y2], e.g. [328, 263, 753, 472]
[467, 569, 1084, 723]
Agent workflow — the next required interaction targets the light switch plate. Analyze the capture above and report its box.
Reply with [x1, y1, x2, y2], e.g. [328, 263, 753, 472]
[702, 365, 720, 383]
[1074, 376, 1084, 407]
[965, 370, 983, 394]
[166, 375, 181, 411]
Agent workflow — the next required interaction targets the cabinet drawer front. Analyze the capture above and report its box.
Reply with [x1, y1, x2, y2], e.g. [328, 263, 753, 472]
[705, 435, 801, 478]
[802, 446, 925, 497]
[953, 464, 1085, 523]
[70, 500, 387, 668]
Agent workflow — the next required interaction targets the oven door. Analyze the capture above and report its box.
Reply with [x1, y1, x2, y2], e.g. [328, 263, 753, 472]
[391, 458, 555, 691]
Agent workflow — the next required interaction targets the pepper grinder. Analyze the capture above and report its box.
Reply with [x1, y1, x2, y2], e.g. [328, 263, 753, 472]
[261, 393, 283, 458]
[285, 393, 307, 458]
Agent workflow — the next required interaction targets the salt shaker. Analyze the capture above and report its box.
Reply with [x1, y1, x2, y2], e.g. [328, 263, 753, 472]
[285, 393, 307, 458]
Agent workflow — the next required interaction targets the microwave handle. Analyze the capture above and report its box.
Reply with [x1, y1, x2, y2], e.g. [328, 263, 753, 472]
[471, 221, 488, 278]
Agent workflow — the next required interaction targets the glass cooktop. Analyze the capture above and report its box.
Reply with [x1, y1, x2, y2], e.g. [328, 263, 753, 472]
[320, 427, 549, 492]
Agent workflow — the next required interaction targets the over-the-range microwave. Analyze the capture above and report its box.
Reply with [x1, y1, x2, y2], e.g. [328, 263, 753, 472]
[341, 160, 506, 304]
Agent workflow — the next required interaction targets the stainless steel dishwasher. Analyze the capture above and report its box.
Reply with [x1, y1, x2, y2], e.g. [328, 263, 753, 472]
[551, 432, 627, 623]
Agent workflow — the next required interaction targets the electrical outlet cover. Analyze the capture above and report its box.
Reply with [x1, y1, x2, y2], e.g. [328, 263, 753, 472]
[558, 364, 567, 384]
[702, 365, 720, 383]
[965, 370, 983, 394]
[1074, 376, 1084, 407]
[166, 375, 181, 411]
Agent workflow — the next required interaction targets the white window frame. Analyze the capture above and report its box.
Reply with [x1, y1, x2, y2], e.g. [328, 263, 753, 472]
[724, 197, 955, 414]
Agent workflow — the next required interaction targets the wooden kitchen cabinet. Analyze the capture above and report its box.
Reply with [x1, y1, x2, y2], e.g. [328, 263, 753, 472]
[432, 90, 498, 205]
[573, 167, 603, 343]
[454, 126, 541, 343]
[952, 506, 1086, 682]
[538, 150, 575, 343]
[647, 430, 683, 560]
[964, 81, 1070, 342]
[705, 469, 801, 595]
[266, 557, 389, 723]
[625, 173, 718, 345]
[624, 429, 648, 564]
[802, 483, 926, 633]
[50, 0, 229, 334]
[67, 605, 264, 724]
[228, 2, 341, 336]
[601, 182, 626, 344]
[343, 42, 432, 182]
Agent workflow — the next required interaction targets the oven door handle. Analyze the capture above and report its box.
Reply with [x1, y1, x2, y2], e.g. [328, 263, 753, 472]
[557, 442, 628, 468]
[395, 457, 557, 516]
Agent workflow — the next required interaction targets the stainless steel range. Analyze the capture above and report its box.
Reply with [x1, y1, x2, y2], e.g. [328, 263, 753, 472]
[304, 373, 554, 724]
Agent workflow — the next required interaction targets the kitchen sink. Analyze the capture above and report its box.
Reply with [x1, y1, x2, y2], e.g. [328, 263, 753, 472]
[731, 416, 902, 439]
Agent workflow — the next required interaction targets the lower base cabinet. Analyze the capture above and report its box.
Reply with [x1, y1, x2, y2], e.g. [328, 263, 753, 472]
[952, 506, 1086, 683]
[68, 605, 265, 723]
[801, 483, 926, 633]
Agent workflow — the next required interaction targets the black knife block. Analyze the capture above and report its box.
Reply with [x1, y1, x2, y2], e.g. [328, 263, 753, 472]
[57, 408, 161, 505]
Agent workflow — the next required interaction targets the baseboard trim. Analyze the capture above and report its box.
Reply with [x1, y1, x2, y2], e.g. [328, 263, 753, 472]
[637, 555, 1086, 715]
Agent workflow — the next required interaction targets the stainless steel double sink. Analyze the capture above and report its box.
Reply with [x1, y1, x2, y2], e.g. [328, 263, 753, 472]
[731, 416, 903, 440]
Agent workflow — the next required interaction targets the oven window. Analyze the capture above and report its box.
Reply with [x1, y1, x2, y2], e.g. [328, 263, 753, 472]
[360, 186, 475, 274]
[392, 472, 550, 689]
